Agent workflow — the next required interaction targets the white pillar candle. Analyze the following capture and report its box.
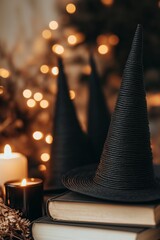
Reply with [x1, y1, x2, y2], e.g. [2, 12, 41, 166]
[0, 144, 28, 187]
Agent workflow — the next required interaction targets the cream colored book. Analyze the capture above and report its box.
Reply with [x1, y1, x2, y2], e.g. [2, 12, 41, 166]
[47, 191, 160, 227]
[32, 216, 160, 240]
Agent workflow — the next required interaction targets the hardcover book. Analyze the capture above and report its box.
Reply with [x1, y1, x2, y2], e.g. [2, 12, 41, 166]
[32, 216, 160, 240]
[47, 191, 160, 227]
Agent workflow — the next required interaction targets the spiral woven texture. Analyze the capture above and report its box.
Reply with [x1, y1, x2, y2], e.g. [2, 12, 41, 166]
[62, 25, 160, 202]
[45, 58, 95, 190]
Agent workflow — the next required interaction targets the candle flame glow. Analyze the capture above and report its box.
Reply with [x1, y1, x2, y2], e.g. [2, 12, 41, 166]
[4, 144, 12, 158]
[21, 179, 27, 186]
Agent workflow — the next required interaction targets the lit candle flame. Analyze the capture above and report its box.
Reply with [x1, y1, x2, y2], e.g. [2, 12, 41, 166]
[21, 179, 27, 186]
[4, 144, 12, 158]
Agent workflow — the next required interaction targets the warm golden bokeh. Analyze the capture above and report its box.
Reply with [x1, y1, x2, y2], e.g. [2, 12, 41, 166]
[45, 134, 53, 144]
[51, 66, 59, 76]
[97, 35, 108, 45]
[40, 99, 49, 109]
[42, 29, 52, 39]
[69, 90, 76, 100]
[82, 65, 92, 75]
[67, 35, 77, 45]
[0, 68, 10, 78]
[41, 153, 50, 162]
[108, 34, 119, 45]
[52, 44, 64, 55]
[23, 89, 32, 98]
[0, 86, 4, 95]
[34, 92, 43, 101]
[49, 20, 59, 30]
[27, 99, 36, 108]
[38, 164, 47, 171]
[40, 65, 49, 74]
[66, 3, 76, 14]
[98, 44, 109, 54]
[33, 131, 43, 140]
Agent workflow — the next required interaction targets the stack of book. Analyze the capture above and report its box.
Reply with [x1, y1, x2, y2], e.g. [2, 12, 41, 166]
[32, 191, 160, 240]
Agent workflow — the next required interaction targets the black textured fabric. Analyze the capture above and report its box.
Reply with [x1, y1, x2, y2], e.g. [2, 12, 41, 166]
[45, 58, 95, 190]
[62, 25, 160, 202]
[87, 55, 110, 162]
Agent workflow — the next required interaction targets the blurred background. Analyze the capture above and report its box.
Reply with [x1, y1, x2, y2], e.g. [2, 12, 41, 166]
[0, 0, 160, 180]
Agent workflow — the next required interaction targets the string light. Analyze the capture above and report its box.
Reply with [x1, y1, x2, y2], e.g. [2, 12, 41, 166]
[66, 3, 76, 14]
[45, 134, 53, 144]
[51, 66, 59, 76]
[101, 0, 114, 6]
[27, 99, 36, 108]
[67, 35, 77, 45]
[0, 86, 4, 95]
[34, 92, 43, 101]
[108, 34, 119, 45]
[69, 90, 76, 100]
[98, 45, 109, 55]
[40, 65, 49, 74]
[38, 164, 47, 171]
[49, 20, 59, 30]
[23, 89, 32, 98]
[0, 68, 10, 78]
[42, 29, 52, 39]
[41, 153, 50, 162]
[33, 131, 43, 140]
[52, 44, 64, 55]
[40, 99, 49, 109]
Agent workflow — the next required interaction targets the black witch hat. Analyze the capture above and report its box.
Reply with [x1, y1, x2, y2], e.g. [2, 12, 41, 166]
[45, 58, 95, 190]
[62, 25, 160, 202]
[87, 55, 110, 161]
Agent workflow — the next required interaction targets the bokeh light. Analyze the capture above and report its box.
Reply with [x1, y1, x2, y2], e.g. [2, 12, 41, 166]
[108, 34, 119, 45]
[0, 68, 10, 78]
[51, 66, 59, 76]
[0, 86, 4, 95]
[38, 164, 47, 171]
[23, 89, 32, 98]
[49, 20, 59, 30]
[45, 134, 53, 144]
[34, 92, 43, 101]
[40, 99, 49, 109]
[41, 153, 50, 162]
[27, 99, 36, 108]
[97, 34, 108, 45]
[42, 29, 52, 39]
[67, 35, 77, 45]
[66, 3, 76, 14]
[69, 90, 76, 100]
[40, 65, 49, 74]
[33, 131, 43, 140]
[98, 45, 109, 54]
[82, 65, 92, 75]
[52, 44, 64, 55]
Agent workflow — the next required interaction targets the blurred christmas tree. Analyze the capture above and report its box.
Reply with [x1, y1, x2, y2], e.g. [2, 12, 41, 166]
[0, 0, 160, 181]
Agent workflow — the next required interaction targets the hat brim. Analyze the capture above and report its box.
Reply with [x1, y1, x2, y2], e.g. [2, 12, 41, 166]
[62, 164, 160, 203]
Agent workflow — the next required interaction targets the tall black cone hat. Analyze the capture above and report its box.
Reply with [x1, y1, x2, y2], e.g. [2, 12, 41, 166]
[62, 25, 160, 202]
[45, 58, 95, 190]
[87, 55, 110, 162]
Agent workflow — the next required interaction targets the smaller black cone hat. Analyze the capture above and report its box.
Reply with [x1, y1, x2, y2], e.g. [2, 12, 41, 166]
[45, 58, 95, 190]
[87, 55, 110, 162]
[62, 25, 160, 202]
